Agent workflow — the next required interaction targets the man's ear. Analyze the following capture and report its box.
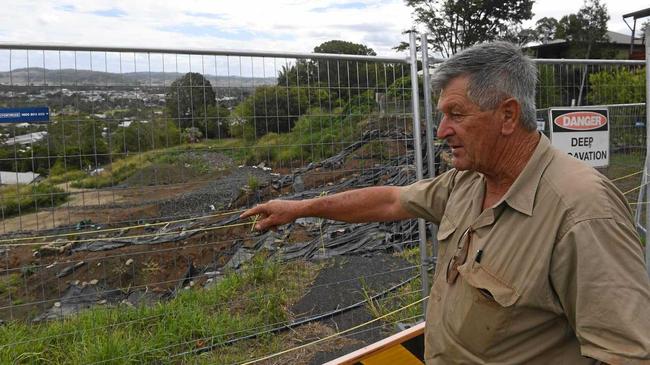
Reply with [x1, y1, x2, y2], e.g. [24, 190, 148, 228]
[499, 98, 521, 136]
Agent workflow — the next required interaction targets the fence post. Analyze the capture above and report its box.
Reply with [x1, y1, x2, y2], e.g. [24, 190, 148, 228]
[645, 26, 650, 275]
[420, 34, 439, 264]
[409, 32, 431, 311]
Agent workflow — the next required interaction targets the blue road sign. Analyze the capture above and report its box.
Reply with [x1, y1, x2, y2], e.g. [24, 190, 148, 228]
[0, 107, 50, 123]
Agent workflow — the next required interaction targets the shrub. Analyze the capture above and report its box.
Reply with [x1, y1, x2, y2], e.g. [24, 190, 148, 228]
[0, 183, 69, 218]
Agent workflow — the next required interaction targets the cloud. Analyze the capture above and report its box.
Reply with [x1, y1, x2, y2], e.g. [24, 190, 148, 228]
[184, 11, 225, 19]
[89, 8, 127, 18]
[56, 4, 76, 12]
[1, 0, 636, 60]
[311, 1, 368, 12]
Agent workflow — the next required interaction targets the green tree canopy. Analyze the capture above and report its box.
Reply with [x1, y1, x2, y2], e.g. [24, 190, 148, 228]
[313, 40, 377, 56]
[398, 0, 534, 56]
[546, 0, 611, 58]
[165, 72, 216, 130]
[278, 40, 403, 104]
[535, 17, 559, 43]
[111, 120, 180, 154]
[229, 85, 330, 140]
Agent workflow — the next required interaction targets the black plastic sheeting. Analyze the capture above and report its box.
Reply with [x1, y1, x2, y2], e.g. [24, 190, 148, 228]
[51, 128, 434, 260]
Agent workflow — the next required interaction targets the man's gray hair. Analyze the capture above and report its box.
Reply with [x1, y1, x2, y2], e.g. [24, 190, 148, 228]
[432, 41, 537, 131]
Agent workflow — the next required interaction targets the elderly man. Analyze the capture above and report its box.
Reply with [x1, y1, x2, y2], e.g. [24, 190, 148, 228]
[241, 42, 650, 364]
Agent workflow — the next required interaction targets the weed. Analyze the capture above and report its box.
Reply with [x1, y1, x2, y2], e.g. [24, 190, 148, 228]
[0, 273, 21, 297]
[0, 255, 320, 364]
[247, 174, 260, 190]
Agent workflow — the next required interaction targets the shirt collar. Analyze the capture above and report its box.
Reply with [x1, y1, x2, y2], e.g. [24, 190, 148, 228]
[500, 134, 554, 216]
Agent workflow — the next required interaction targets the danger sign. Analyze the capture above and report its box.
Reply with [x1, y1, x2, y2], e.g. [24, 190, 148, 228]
[549, 108, 609, 168]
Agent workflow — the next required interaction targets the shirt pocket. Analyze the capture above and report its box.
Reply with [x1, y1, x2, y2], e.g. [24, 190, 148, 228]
[434, 213, 457, 281]
[451, 263, 521, 354]
[436, 213, 457, 242]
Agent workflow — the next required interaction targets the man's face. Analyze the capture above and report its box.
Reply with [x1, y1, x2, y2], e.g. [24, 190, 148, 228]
[436, 76, 501, 172]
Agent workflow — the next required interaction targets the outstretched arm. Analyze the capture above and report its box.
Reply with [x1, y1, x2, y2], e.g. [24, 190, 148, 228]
[240, 186, 414, 231]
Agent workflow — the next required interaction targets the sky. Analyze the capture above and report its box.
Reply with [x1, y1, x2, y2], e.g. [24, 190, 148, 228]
[0, 0, 645, 59]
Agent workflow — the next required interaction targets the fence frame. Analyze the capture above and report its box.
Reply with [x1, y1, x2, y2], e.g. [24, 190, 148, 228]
[0, 32, 648, 309]
[421, 36, 648, 275]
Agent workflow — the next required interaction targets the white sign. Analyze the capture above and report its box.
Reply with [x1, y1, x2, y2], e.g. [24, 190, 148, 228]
[549, 108, 609, 168]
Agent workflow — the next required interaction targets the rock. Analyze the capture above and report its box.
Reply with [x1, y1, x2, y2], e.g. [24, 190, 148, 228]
[71, 280, 79, 286]
[37, 245, 64, 256]
[52, 239, 68, 247]
[125, 259, 134, 266]
[224, 247, 255, 270]
[89, 279, 98, 285]
[56, 261, 86, 278]
[33, 285, 125, 322]
[293, 175, 305, 193]
[203, 271, 221, 278]
[126, 290, 159, 307]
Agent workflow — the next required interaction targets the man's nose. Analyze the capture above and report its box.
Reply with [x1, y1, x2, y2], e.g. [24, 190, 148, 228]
[437, 116, 453, 139]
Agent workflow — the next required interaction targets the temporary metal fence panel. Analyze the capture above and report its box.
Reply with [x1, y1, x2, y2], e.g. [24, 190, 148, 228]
[422, 42, 648, 272]
[0, 43, 431, 363]
[637, 27, 650, 275]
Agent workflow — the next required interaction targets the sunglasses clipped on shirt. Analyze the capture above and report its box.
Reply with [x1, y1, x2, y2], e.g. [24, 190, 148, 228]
[446, 227, 475, 285]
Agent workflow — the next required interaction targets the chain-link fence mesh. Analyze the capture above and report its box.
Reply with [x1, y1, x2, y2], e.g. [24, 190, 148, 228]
[0, 46, 426, 363]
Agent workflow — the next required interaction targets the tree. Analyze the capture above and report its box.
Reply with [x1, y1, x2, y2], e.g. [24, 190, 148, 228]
[398, 0, 534, 56]
[535, 17, 559, 43]
[165, 72, 216, 130]
[555, 0, 610, 58]
[278, 40, 379, 88]
[229, 86, 332, 140]
[111, 120, 180, 154]
[277, 40, 399, 119]
[500, 26, 538, 47]
[313, 40, 377, 56]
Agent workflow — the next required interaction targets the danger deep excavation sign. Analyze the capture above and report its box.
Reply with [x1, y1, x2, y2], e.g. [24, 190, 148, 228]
[549, 108, 609, 168]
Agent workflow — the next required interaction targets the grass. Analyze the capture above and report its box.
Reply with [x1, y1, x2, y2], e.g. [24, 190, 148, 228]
[361, 246, 428, 324]
[67, 139, 242, 188]
[46, 169, 88, 184]
[62, 111, 364, 190]
[247, 174, 260, 190]
[49, 107, 369, 191]
[0, 183, 69, 218]
[0, 253, 321, 364]
[0, 273, 21, 298]
[246, 108, 362, 165]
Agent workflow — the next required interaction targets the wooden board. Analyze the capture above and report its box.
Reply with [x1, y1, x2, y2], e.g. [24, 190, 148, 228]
[324, 322, 425, 365]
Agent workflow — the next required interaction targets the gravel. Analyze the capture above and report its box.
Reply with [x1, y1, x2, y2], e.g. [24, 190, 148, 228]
[158, 166, 275, 217]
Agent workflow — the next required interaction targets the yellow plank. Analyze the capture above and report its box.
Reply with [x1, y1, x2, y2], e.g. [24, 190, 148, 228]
[324, 322, 425, 365]
[360, 345, 423, 365]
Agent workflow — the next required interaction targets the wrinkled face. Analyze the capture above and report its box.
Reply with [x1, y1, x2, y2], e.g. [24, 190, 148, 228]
[436, 76, 501, 172]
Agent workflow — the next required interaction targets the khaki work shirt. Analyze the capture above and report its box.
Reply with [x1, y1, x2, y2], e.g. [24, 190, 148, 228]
[400, 135, 650, 364]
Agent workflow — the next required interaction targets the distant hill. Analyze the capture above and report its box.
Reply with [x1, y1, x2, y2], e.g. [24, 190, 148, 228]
[0, 68, 278, 87]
